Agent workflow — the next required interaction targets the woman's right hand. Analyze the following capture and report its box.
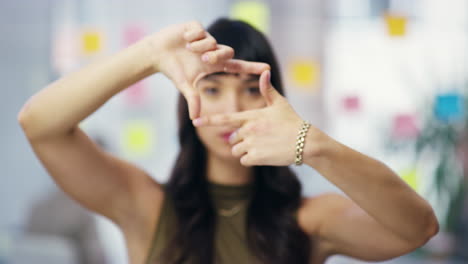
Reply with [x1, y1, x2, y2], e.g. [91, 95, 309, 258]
[146, 21, 270, 120]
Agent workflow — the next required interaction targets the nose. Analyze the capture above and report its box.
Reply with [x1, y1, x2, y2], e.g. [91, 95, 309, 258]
[224, 93, 242, 114]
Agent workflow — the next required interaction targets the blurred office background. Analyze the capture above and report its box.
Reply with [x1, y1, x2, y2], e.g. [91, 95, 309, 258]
[1, 0, 468, 263]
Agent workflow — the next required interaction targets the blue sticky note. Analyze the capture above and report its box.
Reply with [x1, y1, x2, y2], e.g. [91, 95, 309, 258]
[434, 93, 464, 122]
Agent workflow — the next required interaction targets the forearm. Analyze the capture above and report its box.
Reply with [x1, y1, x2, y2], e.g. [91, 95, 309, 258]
[18, 38, 156, 140]
[304, 133, 438, 243]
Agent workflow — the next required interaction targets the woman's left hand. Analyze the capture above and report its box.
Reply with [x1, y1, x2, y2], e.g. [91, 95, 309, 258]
[193, 70, 324, 166]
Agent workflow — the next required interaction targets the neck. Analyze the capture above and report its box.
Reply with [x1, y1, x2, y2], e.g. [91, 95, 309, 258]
[206, 153, 253, 186]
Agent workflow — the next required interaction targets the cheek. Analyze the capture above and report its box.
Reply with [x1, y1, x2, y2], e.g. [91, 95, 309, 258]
[195, 126, 215, 144]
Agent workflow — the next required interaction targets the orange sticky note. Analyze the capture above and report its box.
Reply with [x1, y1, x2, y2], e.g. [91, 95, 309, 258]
[385, 14, 407, 37]
[230, 1, 270, 33]
[81, 29, 104, 54]
[289, 60, 320, 91]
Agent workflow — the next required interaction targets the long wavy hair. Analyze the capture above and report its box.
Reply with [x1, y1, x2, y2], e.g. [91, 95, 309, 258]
[163, 18, 312, 264]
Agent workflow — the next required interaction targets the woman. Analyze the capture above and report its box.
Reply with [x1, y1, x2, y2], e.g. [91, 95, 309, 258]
[18, 18, 438, 264]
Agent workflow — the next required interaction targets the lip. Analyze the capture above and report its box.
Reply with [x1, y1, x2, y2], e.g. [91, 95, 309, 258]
[219, 131, 235, 143]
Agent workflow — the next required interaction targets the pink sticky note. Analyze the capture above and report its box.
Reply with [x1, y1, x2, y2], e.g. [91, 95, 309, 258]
[124, 81, 148, 105]
[123, 24, 146, 47]
[342, 95, 361, 112]
[392, 114, 419, 139]
[52, 27, 79, 74]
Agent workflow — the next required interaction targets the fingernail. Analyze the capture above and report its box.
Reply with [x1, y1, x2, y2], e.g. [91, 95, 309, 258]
[202, 54, 209, 62]
[193, 118, 203, 126]
[266, 70, 271, 83]
[229, 131, 237, 142]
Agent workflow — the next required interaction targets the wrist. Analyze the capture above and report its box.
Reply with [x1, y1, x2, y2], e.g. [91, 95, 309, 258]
[140, 35, 163, 74]
[302, 128, 333, 169]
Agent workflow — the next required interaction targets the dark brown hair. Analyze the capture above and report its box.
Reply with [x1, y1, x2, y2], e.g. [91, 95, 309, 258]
[163, 18, 311, 264]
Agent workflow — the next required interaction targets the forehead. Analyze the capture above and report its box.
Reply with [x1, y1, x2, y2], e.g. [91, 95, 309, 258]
[200, 72, 259, 83]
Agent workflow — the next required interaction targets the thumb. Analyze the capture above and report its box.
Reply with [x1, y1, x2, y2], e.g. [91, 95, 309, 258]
[179, 81, 201, 120]
[259, 70, 281, 106]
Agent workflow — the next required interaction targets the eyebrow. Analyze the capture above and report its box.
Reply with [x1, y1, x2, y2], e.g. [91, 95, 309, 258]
[202, 73, 259, 83]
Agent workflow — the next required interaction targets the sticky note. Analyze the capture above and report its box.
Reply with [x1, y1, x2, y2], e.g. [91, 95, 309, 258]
[122, 120, 155, 156]
[123, 24, 146, 47]
[434, 93, 464, 123]
[385, 14, 407, 37]
[342, 95, 361, 112]
[400, 168, 419, 192]
[392, 114, 419, 139]
[123, 81, 148, 105]
[289, 60, 320, 91]
[81, 29, 104, 54]
[230, 1, 270, 33]
[52, 27, 79, 74]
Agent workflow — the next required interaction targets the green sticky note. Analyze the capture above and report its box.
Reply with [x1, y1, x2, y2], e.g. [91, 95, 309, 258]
[122, 120, 155, 156]
[230, 1, 270, 33]
[400, 168, 418, 192]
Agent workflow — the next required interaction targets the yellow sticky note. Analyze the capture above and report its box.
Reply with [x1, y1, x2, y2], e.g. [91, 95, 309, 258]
[385, 14, 407, 37]
[81, 29, 103, 54]
[123, 121, 155, 156]
[289, 60, 320, 91]
[230, 1, 270, 33]
[400, 168, 419, 192]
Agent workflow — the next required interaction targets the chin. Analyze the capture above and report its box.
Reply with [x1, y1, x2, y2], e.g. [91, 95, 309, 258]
[209, 145, 241, 164]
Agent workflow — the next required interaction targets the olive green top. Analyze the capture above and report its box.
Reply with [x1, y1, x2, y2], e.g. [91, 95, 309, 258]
[145, 182, 255, 264]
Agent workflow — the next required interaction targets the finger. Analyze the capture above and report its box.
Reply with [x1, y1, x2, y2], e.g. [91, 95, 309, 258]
[228, 127, 246, 145]
[201, 45, 234, 64]
[193, 111, 251, 127]
[259, 70, 281, 106]
[179, 82, 200, 120]
[223, 59, 270, 75]
[186, 35, 217, 53]
[231, 141, 248, 158]
[240, 153, 254, 167]
[184, 21, 206, 42]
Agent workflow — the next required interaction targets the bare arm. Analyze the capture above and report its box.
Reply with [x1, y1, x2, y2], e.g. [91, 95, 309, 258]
[19, 39, 155, 140]
[18, 34, 160, 221]
[18, 21, 269, 226]
[18, 21, 270, 264]
[301, 133, 439, 259]
[192, 71, 439, 260]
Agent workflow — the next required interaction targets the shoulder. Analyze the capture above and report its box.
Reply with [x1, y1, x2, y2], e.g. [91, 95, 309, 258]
[121, 177, 166, 264]
[121, 176, 166, 245]
[126, 177, 165, 232]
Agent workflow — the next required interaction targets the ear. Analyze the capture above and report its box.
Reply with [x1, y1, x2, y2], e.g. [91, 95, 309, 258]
[259, 70, 282, 106]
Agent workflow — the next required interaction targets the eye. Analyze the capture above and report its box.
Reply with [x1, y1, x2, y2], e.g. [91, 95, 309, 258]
[203, 87, 219, 95]
[246, 87, 260, 95]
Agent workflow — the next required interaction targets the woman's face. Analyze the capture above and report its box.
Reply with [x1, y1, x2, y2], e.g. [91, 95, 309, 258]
[195, 73, 266, 162]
